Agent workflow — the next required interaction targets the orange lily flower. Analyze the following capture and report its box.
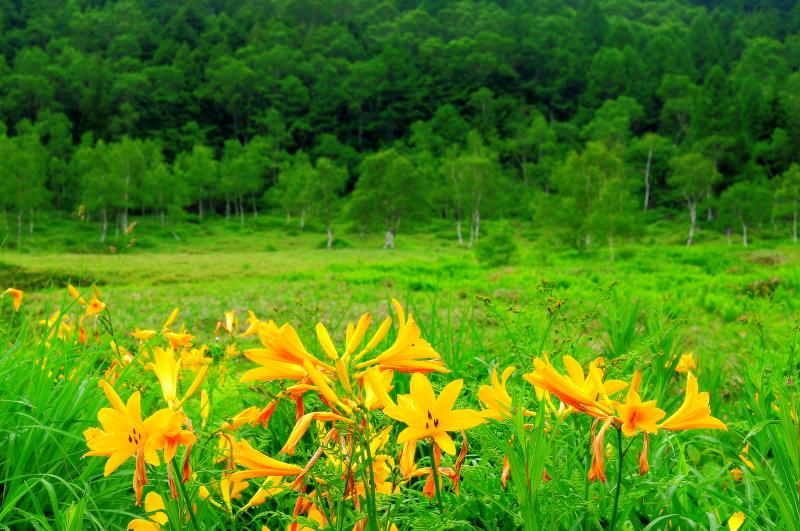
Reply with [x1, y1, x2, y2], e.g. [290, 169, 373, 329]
[229, 439, 303, 482]
[616, 390, 666, 437]
[3, 288, 23, 311]
[163, 330, 194, 350]
[86, 297, 106, 316]
[524, 356, 624, 419]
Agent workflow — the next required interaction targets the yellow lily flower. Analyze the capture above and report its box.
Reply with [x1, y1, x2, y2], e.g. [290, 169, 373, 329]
[40, 311, 74, 342]
[357, 300, 447, 374]
[237, 477, 286, 513]
[241, 322, 331, 383]
[199, 475, 250, 514]
[132, 327, 157, 342]
[280, 411, 352, 455]
[659, 373, 727, 431]
[215, 310, 239, 336]
[3, 288, 23, 311]
[669, 352, 698, 373]
[147, 347, 180, 408]
[728, 511, 745, 531]
[362, 366, 395, 410]
[180, 346, 212, 371]
[67, 283, 86, 306]
[146, 347, 208, 410]
[478, 366, 516, 420]
[83, 380, 192, 504]
[241, 310, 262, 337]
[384, 372, 485, 455]
[127, 491, 168, 530]
[162, 307, 180, 330]
[83, 380, 156, 477]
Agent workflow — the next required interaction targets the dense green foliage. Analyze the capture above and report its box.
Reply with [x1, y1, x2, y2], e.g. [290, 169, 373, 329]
[2, 0, 800, 251]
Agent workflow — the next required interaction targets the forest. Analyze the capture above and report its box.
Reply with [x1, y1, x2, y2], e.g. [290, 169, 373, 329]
[2, 0, 800, 251]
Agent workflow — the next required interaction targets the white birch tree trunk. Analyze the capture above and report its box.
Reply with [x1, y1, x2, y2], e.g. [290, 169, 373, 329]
[383, 229, 395, 249]
[101, 208, 108, 243]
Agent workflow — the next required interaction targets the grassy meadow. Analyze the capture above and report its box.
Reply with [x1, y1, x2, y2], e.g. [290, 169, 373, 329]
[1, 217, 799, 530]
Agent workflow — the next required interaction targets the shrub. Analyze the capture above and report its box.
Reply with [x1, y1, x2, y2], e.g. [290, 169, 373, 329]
[475, 229, 517, 267]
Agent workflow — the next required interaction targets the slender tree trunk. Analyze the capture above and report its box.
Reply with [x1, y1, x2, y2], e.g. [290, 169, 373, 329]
[122, 170, 129, 232]
[326, 226, 334, 249]
[198, 200, 204, 220]
[29, 208, 34, 235]
[726, 228, 732, 245]
[252, 193, 258, 218]
[101, 208, 108, 243]
[687, 199, 697, 246]
[643, 146, 652, 212]
[17, 209, 22, 246]
[238, 193, 244, 227]
[608, 234, 615, 262]
[742, 222, 748, 247]
[225, 200, 230, 220]
[160, 210, 165, 226]
[474, 209, 480, 242]
[383, 229, 395, 249]
[706, 191, 713, 221]
[300, 208, 306, 230]
[456, 218, 463, 246]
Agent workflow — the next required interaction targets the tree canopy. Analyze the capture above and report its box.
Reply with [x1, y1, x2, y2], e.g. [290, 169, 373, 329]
[2, 0, 800, 249]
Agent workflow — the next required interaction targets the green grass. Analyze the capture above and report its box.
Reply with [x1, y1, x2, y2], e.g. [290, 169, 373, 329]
[1, 217, 799, 529]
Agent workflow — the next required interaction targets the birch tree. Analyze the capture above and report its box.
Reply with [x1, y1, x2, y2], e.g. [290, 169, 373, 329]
[627, 133, 671, 212]
[309, 157, 347, 248]
[350, 148, 425, 249]
[718, 181, 771, 246]
[668, 152, 720, 245]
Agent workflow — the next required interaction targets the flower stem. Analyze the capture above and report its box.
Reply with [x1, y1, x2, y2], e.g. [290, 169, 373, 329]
[362, 422, 379, 531]
[172, 460, 200, 531]
[429, 443, 444, 514]
[609, 428, 624, 530]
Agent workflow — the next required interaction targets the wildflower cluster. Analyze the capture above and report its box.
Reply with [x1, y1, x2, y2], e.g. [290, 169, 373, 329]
[70, 297, 485, 530]
[475, 353, 727, 528]
[2, 284, 733, 529]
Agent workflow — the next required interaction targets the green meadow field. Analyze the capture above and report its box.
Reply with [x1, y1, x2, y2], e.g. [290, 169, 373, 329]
[1, 217, 799, 530]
